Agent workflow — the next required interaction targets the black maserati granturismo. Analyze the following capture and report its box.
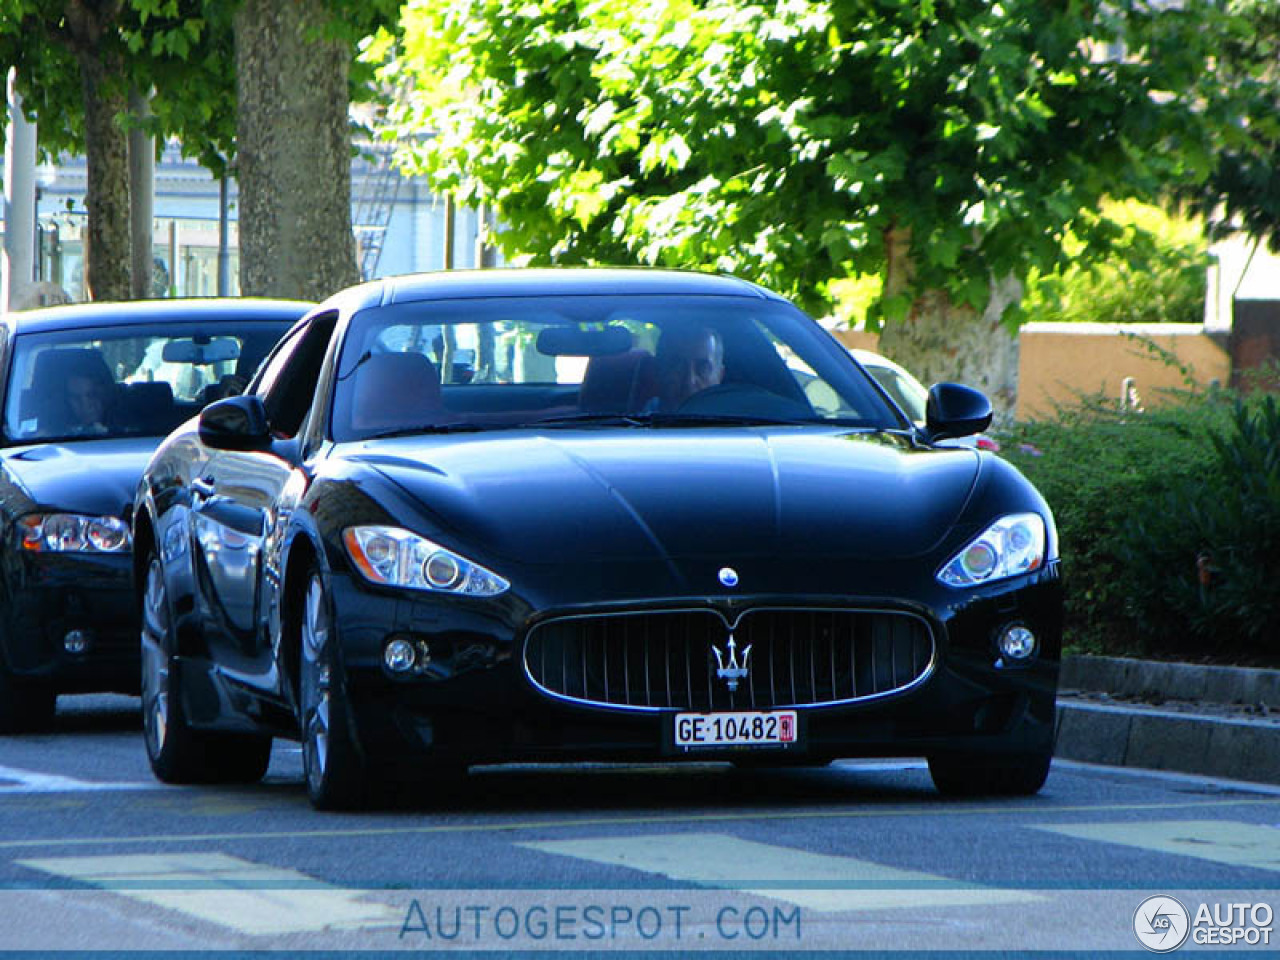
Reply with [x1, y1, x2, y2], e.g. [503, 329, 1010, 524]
[0, 298, 306, 731]
[132, 269, 1062, 808]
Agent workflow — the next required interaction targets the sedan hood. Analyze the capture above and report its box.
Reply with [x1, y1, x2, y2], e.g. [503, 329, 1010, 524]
[351, 429, 980, 564]
[1, 437, 158, 519]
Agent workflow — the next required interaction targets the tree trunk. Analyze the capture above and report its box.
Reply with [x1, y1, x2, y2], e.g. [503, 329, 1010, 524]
[128, 87, 154, 300]
[235, 0, 358, 299]
[65, 1, 131, 303]
[877, 227, 1022, 427]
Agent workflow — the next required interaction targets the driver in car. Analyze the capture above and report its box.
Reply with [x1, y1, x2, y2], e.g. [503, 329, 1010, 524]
[650, 325, 725, 411]
[64, 371, 112, 435]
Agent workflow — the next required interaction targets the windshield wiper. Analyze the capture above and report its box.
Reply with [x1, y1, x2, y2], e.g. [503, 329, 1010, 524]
[364, 422, 497, 439]
[644, 412, 825, 428]
[529, 412, 653, 428]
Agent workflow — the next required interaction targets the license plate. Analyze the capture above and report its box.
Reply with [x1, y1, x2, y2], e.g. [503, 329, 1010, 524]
[674, 710, 799, 749]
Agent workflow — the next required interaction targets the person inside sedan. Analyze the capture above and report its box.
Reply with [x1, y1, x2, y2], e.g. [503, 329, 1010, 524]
[64, 372, 111, 434]
[650, 324, 725, 411]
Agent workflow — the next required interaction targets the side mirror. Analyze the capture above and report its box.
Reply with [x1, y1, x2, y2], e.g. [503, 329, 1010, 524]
[198, 395, 271, 451]
[925, 383, 992, 441]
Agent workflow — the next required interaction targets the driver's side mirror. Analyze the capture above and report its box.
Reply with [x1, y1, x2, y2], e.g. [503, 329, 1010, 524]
[198, 394, 271, 451]
[925, 383, 992, 441]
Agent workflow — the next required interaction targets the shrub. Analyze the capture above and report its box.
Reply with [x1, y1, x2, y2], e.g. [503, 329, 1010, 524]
[1020, 200, 1211, 326]
[999, 386, 1280, 662]
[1119, 396, 1280, 655]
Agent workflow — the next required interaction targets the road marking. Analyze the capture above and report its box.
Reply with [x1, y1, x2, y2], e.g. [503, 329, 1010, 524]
[520, 832, 1039, 912]
[0, 794, 1275, 852]
[0, 764, 158, 794]
[16, 853, 400, 936]
[1033, 820, 1280, 872]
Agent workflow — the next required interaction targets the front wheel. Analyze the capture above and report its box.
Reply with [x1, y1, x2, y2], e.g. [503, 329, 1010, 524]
[300, 569, 370, 810]
[140, 549, 270, 784]
[927, 750, 1052, 797]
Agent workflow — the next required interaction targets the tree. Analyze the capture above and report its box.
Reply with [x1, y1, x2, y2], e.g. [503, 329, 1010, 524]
[232, 0, 401, 299]
[387, 0, 1265, 416]
[0, 0, 237, 302]
[1176, 0, 1280, 252]
[2, 1, 136, 300]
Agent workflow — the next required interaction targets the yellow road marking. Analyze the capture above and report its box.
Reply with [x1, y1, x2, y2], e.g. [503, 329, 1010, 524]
[16, 853, 400, 936]
[521, 832, 1039, 913]
[0, 796, 1276, 853]
[1034, 820, 1280, 872]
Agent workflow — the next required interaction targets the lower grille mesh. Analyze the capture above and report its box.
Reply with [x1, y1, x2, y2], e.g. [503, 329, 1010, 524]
[524, 608, 933, 711]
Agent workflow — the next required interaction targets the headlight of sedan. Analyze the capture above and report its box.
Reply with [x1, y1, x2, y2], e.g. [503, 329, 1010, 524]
[937, 513, 1046, 587]
[342, 525, 510, 597]
[19, 513, 131, 553]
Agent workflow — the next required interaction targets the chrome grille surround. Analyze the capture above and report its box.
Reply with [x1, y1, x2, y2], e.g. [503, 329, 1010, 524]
[522, 606, 936, 713]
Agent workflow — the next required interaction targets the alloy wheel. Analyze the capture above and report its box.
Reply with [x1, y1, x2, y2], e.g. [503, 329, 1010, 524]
[140, 555, 171, 759]
[302, 574, 332, 793]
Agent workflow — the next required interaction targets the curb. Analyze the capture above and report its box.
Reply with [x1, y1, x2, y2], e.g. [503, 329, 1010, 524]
[1054, 656, 1280, 785]
[1061, 655, 1280, 706]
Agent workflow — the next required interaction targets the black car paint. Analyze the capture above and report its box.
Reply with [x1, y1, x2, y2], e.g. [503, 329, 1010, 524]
[135, 270, 1062, 792]
[0, 301, 308, 704]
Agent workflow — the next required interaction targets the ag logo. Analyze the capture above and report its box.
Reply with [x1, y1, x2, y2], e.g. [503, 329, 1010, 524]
[1133, 895, 1190, 952]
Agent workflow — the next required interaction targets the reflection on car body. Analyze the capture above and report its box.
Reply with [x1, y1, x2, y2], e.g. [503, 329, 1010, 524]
[0, 298, 307, 732]
[134, 269, 1062, 808]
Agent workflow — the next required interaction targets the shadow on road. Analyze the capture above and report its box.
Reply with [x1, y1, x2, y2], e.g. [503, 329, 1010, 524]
[354, 761, 939, 815]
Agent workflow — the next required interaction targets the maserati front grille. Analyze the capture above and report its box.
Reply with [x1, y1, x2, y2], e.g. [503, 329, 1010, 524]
[523, 607, 935, 711]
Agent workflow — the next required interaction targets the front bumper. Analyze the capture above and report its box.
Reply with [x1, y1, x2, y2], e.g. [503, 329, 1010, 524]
[0, 550, 140, 694]
[333, 564, 1063, 773]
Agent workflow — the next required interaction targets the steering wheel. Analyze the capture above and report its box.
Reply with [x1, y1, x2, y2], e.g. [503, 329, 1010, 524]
[675, 382, 813, 419]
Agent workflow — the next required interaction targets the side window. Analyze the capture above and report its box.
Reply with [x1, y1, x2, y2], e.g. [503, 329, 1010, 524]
[257, 312, 337, 439]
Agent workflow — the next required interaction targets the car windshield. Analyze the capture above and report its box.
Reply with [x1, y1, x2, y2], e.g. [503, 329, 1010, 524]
[3, 321, 291, 444]
[331, 294, 903, 441]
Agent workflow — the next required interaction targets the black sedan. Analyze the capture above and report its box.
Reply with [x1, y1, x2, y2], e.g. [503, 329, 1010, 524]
[0, 298, 306, 731]
[133, 269, 1062, 808]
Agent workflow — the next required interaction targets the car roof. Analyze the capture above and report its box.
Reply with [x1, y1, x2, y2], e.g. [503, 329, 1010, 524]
[5, 298, 313, 336]
[340, 268, 786, 309]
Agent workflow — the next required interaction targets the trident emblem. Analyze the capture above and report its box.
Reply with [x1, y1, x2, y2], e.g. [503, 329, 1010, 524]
[712, 636, 752, 692]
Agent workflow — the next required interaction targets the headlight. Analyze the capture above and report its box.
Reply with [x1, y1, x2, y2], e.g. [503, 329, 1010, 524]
[937, 513, 1046, 587]
[19, 513, 131, 553]
[342, 525, 510, 597]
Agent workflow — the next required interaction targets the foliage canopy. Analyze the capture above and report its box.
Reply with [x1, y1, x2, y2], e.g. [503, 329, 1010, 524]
[387, 0, 1267, 321]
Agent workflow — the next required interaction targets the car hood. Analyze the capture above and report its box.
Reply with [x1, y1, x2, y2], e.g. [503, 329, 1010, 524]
[348, 429, 981, 564]
[1, 436, 158, 519]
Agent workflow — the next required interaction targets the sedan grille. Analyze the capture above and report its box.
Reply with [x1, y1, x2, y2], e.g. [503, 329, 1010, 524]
[523, 608, 934, 712]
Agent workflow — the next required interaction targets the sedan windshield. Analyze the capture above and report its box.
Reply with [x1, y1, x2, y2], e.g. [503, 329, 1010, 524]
[331, 295, 903, 441]
[3, 322, 291, 444]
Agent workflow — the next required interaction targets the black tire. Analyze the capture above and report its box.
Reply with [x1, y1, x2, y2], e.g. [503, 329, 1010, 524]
[299, 568, 371, 810]
[140, 549, 271, 784]
[927, 750, 1052, 797]
[0, 663, 55, 734]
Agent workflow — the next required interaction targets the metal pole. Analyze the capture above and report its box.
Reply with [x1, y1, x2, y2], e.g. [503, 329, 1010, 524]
[217, 174, 231, 296]
[443, 194, 455, 271]
[3, 69, 37, 311]
[168, 220, 179, 297]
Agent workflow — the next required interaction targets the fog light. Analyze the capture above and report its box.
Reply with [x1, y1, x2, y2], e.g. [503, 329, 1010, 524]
[63, 629, 93, 655]
[384, 637, 417, 673]
[996, 624, 1037, 661]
